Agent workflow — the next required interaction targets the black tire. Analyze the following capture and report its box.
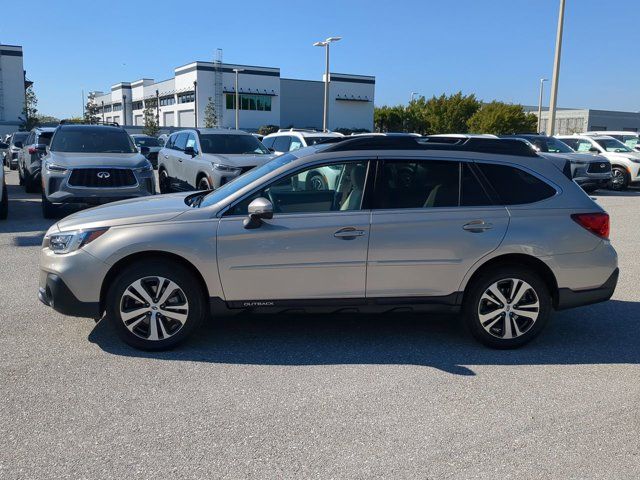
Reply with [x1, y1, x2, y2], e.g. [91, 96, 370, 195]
[41, 191, 59, 219]
[305, 171, 328, 191]
[18, 164, 25, 186]
[24, 172, 40, 193]
[463, 266, 552, 349]
[106, 259, 206, 350]
[0, 181, 8, 220]
[582, 185, 598, 194]
[159, 169, 171, 194]
[609, 166, 629, 191]
[9, 160, 17, 171]
[197, 176, 211, 191]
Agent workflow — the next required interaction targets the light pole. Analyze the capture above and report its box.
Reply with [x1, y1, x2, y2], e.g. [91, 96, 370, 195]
[193, 81, 198, 127]
[122, 94, 127, 126]
[233, 68, 244, 130]
[548, 0, 566, 135]
[314, 36, 341, 132]
[410, 92, 419, 103]
[537, 78, 548, 133]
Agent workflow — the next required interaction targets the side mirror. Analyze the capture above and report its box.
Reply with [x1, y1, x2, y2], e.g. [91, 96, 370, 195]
[184, 146, 197, 157]
[588, 147, 599, 153]
[0, 142, 8, 149]
[14, 141, 23, 148]
[243, 197, 273, 229]
[268, 147, 275, 153]
[140, 146, 150, 155]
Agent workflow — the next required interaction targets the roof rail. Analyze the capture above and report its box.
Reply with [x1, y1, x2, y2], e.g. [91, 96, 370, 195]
[59, 119, 120, 127]
[322, 135, 538, 157]
[277, 128, 318, 133]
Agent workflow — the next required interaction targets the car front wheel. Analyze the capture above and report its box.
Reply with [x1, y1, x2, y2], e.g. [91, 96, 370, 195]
[609, 166, 629, 191]
[463, 266, 551, 349]
[159, 169, 171, 194]
[106, 259, 206, 350]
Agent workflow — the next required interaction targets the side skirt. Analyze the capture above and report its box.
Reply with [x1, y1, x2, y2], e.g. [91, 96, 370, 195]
[209, 294, 462, 317]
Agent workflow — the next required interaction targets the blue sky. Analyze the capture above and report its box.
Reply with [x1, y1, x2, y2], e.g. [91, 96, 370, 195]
[3, 0, 639, 118]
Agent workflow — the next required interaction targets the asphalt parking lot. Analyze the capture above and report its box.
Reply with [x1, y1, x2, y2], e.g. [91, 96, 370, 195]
[1, 168, 639, 480]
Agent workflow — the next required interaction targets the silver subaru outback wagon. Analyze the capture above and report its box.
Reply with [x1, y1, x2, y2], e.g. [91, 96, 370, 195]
[38, 136, 618, 350]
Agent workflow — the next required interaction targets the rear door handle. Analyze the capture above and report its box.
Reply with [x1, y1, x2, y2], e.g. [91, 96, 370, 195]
[463, 220, 493, 232]
[334, 227, 366, 239]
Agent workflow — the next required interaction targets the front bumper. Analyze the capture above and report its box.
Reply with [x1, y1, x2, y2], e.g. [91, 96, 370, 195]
[38, 274, 101, 318]
[556, 268, 619, 310]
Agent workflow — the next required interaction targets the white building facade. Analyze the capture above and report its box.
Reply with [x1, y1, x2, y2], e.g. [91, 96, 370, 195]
[0, 44, 27, 135]
[91, 61, 374, 132]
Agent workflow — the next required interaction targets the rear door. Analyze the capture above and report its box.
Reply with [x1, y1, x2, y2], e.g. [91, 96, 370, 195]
[217, 158, 371, 302]
[366, 157, 510, 299]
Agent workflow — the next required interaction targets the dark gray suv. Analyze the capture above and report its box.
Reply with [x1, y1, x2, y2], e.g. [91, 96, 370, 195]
[40, 124, 155, 218]
[18, 127, 56, 193]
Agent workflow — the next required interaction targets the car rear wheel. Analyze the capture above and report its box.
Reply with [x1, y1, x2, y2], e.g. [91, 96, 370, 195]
[159, 169, 171, 194]
[0, 180, 8, 220]
[18, 164, 25, 186]
[106, 259, 206, 350]
[306, 171, 328, 190]
[609, 166, 629, 191]
[463, 266, 551, 349]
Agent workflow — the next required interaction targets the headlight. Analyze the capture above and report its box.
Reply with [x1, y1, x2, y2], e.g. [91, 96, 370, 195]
[212, 163, 242, 174]
[44, 160, 68, 173]
[47, 228, 109, 254]
[135, 161, 153, 172]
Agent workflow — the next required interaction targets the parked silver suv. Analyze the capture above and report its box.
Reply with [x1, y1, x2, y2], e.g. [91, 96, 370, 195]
[38, 136, 618, 350]
[40, 124, 155, 218]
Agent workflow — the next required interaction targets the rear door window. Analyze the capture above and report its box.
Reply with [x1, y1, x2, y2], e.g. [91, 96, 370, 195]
[262, 137, 275, 149]
[374, 160, 460, 209]
[461, 163, 493, 206]
[38, 131, 54, 146]
[477, 163, 556, 205]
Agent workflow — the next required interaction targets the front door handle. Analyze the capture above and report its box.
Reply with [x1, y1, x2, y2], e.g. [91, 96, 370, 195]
[164, 154, 169, 159]
[334, 227, 366, 239]
[463, 220, 493, 232]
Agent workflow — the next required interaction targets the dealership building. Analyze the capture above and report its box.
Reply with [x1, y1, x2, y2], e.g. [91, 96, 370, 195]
[0, 44, 28, 136]
[526, 106, 640, 135]
[90, 60, 375, 132]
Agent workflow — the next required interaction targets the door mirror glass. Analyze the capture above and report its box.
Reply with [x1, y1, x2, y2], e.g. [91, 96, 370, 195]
[244, 197, 273, 229]
[588, 147, 600, 153]
[184, 146, 196, 157]
[0, 142, 8, 149]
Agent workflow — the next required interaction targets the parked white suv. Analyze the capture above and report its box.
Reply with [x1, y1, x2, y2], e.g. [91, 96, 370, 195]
[557, 135, 640, 190]
[584, 131, 640, 152]
[262, 129, 343, 155]
[158, 129, 275, 193]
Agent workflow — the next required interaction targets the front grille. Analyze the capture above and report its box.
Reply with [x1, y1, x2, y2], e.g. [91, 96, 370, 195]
[240, 166, 256, 175]
[587, 162, 611, 173]
[68, 168, 137, 188]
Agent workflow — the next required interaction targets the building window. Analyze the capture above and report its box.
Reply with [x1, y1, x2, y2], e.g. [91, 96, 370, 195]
[112, 103, 122, 111]
[103, 104, 113, 113]
[178, 92, 195, 104]
[225, 93, 272, 111]
[132, 101, 143, 110]
[160, 96, 175, 106]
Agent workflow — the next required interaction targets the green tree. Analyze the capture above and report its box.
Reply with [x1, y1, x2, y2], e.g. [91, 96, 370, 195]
[422, 92, 481, 134]
[143, 101, 159, 136]
[84, 94, 101, 124]
[467, 101, 538, 134]
[204, 97, 218, 128]
[35, 114, 60, 125]
[22, 85, 39, 130]
[258, 125, 279, 136]
[374, 105, 406, 132]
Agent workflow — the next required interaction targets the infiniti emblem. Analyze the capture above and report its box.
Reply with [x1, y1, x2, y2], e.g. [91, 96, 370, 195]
[97, 171, 110, 179]
[600, 164, 605, 168]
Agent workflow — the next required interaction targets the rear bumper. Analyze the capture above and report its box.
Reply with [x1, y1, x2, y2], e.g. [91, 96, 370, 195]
[38, 273, 101, 319]
[556, 268, 619, 310]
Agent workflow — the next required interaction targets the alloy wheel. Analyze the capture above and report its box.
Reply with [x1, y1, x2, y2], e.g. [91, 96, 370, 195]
[477, 278, 540, 339]
[610, 168, 626, 190]
[308, 174, 326, 191]
[119, 276, 189, 341]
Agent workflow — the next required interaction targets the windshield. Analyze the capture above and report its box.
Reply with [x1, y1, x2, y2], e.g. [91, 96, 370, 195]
[133, 136, 159, 147]
[594, 138, 633, 153]
[198, 153, 300, 208]
[50, 128, 137, 153]
[303, 136, 336, 146]
[199, 134, 269, 155]
[528, 136, 574, 153]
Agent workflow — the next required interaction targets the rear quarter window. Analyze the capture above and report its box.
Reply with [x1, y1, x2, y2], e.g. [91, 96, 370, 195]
[477, 163, 556, 205]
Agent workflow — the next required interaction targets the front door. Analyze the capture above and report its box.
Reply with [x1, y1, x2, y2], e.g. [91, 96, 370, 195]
[366, 158, 509, 299]
[217, 159, 371, 302]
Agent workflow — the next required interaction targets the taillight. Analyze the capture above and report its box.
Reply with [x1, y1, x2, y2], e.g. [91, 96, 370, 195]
[571, 212, 610, 239]
[28, 147, 37, 154]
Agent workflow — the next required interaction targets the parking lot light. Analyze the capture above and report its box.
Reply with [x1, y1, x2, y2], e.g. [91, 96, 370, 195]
[537, 78, 548, 133]
[314, 36, 342, 132]
[233, 68, 244, 130]
[548, 0, 566, 135]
